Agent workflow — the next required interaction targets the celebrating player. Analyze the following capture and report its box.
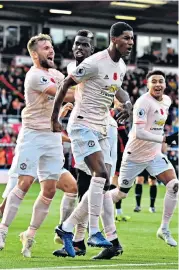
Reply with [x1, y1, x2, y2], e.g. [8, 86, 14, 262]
[51, 22, 134, 257]
[110, 70, 178, 247]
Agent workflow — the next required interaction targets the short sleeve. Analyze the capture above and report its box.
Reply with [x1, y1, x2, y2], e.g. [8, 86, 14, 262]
[27, 72, 54, 93]
[67, 62, 76, 75]
[120, 59, 127, 84]
[70, 58, 98, 83]
[164, 94, 172, 107]
[133, 98, 149, 125]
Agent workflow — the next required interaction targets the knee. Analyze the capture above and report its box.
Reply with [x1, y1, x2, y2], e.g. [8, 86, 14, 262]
[65, 183, 78, 194]
[59, 181, 78, 194]
[41, 186, 56, 199]
[18, 176, 34, 193]
[92, 167, 110, 190]
[136, 176, 144, 185]
[110, 187, 128, 203]
[166, 179, 179, 196]
[148, 178, 157, 186]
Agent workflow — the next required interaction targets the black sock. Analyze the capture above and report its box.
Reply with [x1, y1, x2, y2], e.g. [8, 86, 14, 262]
[110, 184, 116, 190]
[135, 184, 142, 207]
[150, 185, 157, 207]
[77, 169, 91, 202]
[116, 199, 122, 210]
[110, 238, 119, 247]
[73, 239, 86, 249]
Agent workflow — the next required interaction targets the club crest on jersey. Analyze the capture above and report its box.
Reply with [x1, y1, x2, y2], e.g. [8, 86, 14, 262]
[113, 72, 118, 80]
[40, 76, 49, 84]
[75, 66, 86, 77]
[137, 108, 146, 118]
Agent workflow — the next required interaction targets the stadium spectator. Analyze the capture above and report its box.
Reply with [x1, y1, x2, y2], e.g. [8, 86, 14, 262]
[8, 97, 24, 116]
[0, 147, 6, 168]
[0, 89, 9, 115]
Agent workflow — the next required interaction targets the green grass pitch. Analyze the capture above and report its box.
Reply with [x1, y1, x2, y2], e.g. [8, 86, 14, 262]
[0, 183, 178, 270]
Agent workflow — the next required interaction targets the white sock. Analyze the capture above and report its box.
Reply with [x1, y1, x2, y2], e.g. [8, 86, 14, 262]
[88, 177, 106, 236]
[73, 215, 88, 242]
[62, 191, 88, 233]
[27, 193, 52, 237]
[1, 186, 26, 227]
[161, 179, 179, 230]
[101, 191, 117, 241]
[116, 208, 123, 215]
[60, 193, 77, 223]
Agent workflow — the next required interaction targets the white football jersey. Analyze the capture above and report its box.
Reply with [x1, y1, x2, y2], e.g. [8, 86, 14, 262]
[123, 92, 171, 163]
[67, 49, 126, 135]
[22, 66, 64, 130]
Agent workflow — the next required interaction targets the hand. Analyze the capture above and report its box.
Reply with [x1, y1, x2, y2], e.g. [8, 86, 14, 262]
[116, 109, 129, 123]
[51, 118, 62, 132]
[60, 102, 73, 117]
[116, 102, 132, 123]
[165, 132, 178, 145]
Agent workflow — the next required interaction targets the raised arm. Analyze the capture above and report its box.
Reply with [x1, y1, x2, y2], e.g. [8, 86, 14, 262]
[51, 57, 98, 132]
[51, 76, 76, 132]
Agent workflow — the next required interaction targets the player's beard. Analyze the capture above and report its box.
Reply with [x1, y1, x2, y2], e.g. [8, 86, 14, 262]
[40, 58, 54, 69]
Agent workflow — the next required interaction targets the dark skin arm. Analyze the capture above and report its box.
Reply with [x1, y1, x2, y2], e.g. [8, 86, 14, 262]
[62, 133, 71, 143]
[51, 75, 77, 132]
[115, 88, 133, 122]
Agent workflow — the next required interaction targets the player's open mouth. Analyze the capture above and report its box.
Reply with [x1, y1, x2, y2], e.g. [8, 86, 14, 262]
[76, 51, 84, 57]
[154, 89, 162, 93]
[47, 57, 54, 62]
[127, 48, 132, 53]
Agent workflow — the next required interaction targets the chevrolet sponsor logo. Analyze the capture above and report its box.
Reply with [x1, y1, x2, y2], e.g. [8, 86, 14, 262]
[104, 84, 118, 93]
[154, 119, 165, 126]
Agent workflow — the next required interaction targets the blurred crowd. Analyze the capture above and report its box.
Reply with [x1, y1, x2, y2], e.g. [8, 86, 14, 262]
[0, 64, 178, 169]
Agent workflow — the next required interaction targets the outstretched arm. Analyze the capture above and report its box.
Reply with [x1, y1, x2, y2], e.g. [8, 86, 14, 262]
[51, 76, 76, 132]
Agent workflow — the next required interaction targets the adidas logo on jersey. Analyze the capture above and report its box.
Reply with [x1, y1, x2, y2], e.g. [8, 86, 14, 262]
[104, 75, 109, 79]
[154, 110, 159, 113]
